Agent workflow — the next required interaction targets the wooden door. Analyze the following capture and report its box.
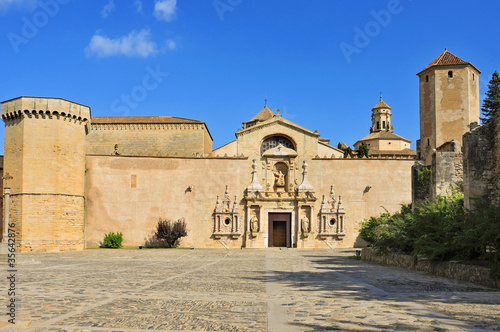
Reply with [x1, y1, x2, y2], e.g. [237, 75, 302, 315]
[268, 213, 291, 248]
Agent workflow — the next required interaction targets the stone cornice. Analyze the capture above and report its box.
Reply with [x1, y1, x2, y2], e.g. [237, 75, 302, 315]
[90, 122, 206, 131]
[236, 117, 319, 138]
[2, 109, 89, 124]
[1, 97, 90, 123]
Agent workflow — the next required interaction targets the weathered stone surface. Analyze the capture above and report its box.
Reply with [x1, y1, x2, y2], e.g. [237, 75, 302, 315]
[431, 141, 463, 199]
[6, 249, 499, 331]
[85, 155, 414, 249]
[1, 97, 89, 252]
[87, 117, 213, 157]
[362, 248, 500, 288]
[417, 51, 480, 165]
[463, 111, 500, 207]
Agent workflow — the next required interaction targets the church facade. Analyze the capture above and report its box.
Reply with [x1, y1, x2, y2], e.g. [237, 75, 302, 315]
[1, 50, 479, 252]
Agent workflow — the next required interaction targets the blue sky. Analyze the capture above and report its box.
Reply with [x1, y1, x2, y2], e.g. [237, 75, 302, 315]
[1, 0, 499, 153]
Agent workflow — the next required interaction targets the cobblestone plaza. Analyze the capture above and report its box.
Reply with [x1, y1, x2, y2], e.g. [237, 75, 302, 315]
[1, 249, 499, 331]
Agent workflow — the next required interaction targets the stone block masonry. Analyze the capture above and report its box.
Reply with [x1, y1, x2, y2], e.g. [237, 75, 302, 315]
[431, 140, 463, 199]
[1, 97, 90, 252]
[463, 111, 500, 208]
[362, 248, 500, 288]
[87, 117, 213, 157]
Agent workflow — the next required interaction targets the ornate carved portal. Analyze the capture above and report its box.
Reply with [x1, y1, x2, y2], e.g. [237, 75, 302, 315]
[318, 186, 346, 240]
[214, 147, 348, 248]
[213, 185, 241, 240]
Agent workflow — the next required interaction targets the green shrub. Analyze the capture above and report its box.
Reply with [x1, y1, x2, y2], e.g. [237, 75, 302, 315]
[461, 198, 500, 264]
[372, 213, 411, 254]
[359, 213, 389, 244]
[103, 232, 123, 248]
[409, 190, 465, 261]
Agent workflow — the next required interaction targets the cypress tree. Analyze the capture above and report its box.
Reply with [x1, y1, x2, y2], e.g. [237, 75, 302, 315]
[357, 142, 370, 158]
[481, 70, 500, 124]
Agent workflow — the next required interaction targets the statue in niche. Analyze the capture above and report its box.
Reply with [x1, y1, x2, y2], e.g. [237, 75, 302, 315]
[250, 216, 259, 233]
[274, 170, 285, 187]
[301, 215, 310, 233]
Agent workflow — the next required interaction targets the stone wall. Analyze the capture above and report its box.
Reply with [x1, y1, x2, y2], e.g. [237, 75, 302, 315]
[0, 156, 3, 237]
[1, 97, 90, 252]
[362, 248, 500, 288]
[431, 140, 463, 199]
[418, 65, 480, 165]
[463, 113, 500, 208]
[87, 118, 212, 157]
[85, 155, 414, 249]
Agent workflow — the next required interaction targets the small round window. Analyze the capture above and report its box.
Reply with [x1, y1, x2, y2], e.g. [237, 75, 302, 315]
[260, 136, 295, 155]
[224, 218, 231, 226]
[329, 218, 336, 226]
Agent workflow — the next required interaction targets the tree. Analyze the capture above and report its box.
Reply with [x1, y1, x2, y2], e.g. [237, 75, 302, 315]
[155, 218, 188, 248]
[337, 142, 354, 158]
[481, 70, 500, 124]
[357, 142, 370, 158]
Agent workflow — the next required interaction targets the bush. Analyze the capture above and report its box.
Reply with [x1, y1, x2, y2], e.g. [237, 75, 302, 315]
[103, 232, 123, 248]
[360, 212, 390, 244]
[461, 198, 500, 264]
[409, 190, 465, 261]
[359, 191, 500, 278]
[154, 218, 188, 248]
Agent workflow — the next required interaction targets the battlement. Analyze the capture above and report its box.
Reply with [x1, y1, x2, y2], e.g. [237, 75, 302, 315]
[1, 97, 90, 122]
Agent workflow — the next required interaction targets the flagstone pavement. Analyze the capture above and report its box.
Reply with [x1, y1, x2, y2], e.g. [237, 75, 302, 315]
[0, 248, 499, 331]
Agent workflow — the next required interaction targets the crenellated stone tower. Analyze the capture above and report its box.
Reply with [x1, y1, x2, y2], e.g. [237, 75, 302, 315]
[1, 97, 90, 251]
[416, 49, 481, 164]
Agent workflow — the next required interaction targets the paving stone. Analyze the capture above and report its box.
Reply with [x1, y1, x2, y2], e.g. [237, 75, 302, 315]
[0, 249, 499, 331]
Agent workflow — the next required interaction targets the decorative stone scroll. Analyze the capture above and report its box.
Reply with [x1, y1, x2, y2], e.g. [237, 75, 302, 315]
[213, 185, 241, 240]
[318, 185, 346, 240]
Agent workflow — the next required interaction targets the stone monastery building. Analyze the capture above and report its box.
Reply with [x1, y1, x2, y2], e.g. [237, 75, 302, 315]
[0, 50, 480, 251]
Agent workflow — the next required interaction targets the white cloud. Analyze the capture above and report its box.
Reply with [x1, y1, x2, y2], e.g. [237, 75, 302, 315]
[154, 0, 176, 22]
[101, 0, 115, 18]
[162, 39, 176, 52]
[0, 0, 37, 12]
[86, 29, 159, 58]
[134, 0, 143, 13]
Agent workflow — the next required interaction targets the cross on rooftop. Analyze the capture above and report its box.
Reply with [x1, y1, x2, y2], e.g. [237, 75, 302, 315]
[2, 172, 13, 188]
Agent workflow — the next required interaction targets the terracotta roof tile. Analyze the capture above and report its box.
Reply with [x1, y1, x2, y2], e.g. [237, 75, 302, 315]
[248, 106, 275, 122]
[418, 49, 481, 75]
[357, 131, 411, 143]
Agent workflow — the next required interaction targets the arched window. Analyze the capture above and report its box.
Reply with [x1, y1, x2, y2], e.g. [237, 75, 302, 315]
[425, 75, 429, 82]
[382, 121, 386, 129]
[448, 71, 453, 78]
[376, 121, 380, 130]
[260, 136, 295, 155]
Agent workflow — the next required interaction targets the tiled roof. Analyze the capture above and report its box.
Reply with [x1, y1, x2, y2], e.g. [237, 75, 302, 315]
[418, 49, 481, 74]
[91, 116, 204, 124]
[248, 106, 275, 122]
[357, 131, 411, 143]
[373, 97, 391, 110]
